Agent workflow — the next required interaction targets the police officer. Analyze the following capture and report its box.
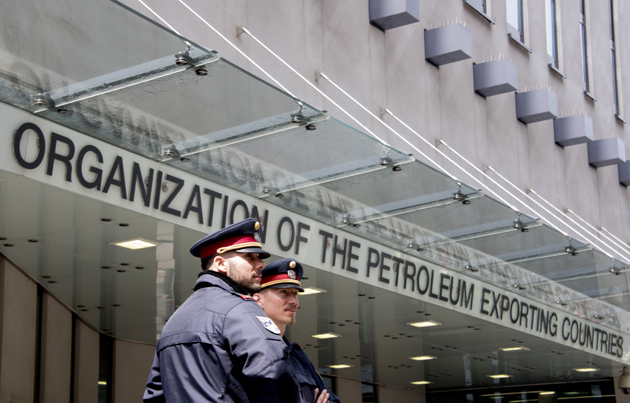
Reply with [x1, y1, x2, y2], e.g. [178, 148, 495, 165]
[253, 258, 341, 403]
[143, 218, 300, 402]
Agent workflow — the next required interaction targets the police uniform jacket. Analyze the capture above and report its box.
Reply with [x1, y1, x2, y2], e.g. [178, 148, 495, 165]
[143, 271, 300, 402]
[287, 340, 341, 403]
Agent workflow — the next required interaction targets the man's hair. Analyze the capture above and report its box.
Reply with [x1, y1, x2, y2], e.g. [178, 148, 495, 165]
[202, 251, 237, 271]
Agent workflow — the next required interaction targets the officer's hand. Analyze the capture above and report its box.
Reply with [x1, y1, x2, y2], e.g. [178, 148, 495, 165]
[314, 388, 330, 403]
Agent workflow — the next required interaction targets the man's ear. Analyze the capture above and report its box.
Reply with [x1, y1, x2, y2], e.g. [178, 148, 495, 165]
[253, 293, 264, 309]
[214, 255, 229, 275]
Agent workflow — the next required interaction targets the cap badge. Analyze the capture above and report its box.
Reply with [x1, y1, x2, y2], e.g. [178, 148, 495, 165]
[287, 270, 296, 280]
[256, 316, 280, 335]
[289, 261, 296, 269]
[254, 221, 260, 231]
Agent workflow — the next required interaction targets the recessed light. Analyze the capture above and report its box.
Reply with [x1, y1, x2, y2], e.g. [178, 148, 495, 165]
[573, 368, 599, 372]
[410, 356, 437, 361]
[410, 381, 432, 385]
[487, 374, 512, 379]
[300, 287, 326, 295]
[110, 239, 160, 250]
[407, 321, 441, 328]
[328, 364, 353, 369]
[499, 347, 530, 351]
[312, 333, 341, 339]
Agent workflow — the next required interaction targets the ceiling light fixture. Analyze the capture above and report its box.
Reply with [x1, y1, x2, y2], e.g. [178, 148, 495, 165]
[111, 239, 160, 250]
[410, 381, 432, 385]
[487, 374, 512, 379]
[312, 333, 341, 339]
[410, 356, 437, 361]
[407, 321, 442, 328]
[328, 364, 352, 369]
[573, 368, 600, 372]
[499, 347, 530, 352]
[300, 287, 326, 295]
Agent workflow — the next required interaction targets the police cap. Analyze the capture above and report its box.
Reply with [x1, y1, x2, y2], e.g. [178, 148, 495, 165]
[260, 258, 304, 292]
[190, 218, 270, 259]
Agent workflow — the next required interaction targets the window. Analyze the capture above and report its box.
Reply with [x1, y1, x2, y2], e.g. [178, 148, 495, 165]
[546, 0, 559, 68]
[610, 0, 620, 116]
[580, 0, 590, 92]
[362, 382, 378, 403]
[507, 0, 524, 43]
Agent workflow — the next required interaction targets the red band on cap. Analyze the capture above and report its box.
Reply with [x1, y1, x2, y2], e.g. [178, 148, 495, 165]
[261, 273, 299, 286]
[200, 235, 258, 259]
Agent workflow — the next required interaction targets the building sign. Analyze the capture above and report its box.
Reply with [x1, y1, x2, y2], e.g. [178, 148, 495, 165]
[3, 103, 630, 364]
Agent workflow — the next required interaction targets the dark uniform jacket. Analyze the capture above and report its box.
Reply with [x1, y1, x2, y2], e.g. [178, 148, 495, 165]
[143, 271, 300, 402]
[287, 340, 341, 403]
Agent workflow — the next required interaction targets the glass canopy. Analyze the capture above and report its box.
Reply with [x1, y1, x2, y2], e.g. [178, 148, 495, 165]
[0, 0, 629, 338]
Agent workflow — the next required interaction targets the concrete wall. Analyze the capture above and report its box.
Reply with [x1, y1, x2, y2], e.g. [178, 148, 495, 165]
[39, 294, 73, 403]
[119, 0, 630, 250]
[336, 377, 364, 403]
[0, 255, 155, 403]
[74, 321, 100, 403]
[113, 340, 155, 403]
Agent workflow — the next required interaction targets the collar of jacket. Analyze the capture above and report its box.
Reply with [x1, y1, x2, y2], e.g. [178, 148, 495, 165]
[194, 270, 250, 295]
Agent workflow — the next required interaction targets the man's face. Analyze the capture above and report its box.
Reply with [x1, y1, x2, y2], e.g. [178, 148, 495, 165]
[256, 288, 300, 327]
[223, 252, 265, 293]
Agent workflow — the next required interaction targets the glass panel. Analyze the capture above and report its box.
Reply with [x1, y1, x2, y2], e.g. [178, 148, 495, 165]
[162, 117, 411, 198]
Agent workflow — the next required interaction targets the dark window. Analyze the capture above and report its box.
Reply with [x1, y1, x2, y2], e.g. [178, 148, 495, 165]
[321, 375, 336, 395]
[362, 382, 378, 403]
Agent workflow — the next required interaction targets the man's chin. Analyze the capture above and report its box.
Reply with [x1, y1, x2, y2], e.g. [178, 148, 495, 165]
[244, 284, 262, 294]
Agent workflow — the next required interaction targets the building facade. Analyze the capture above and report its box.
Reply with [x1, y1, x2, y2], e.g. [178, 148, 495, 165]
[1, 0, 630, 402]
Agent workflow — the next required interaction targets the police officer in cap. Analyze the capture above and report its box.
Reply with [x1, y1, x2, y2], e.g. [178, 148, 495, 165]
[253, 258, 341, 403]
[144, 218, 300, 402]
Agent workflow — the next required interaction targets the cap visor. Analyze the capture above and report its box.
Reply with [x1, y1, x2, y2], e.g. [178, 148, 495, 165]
[233, 247, 271, 259]
[266, 283, 305, 292]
